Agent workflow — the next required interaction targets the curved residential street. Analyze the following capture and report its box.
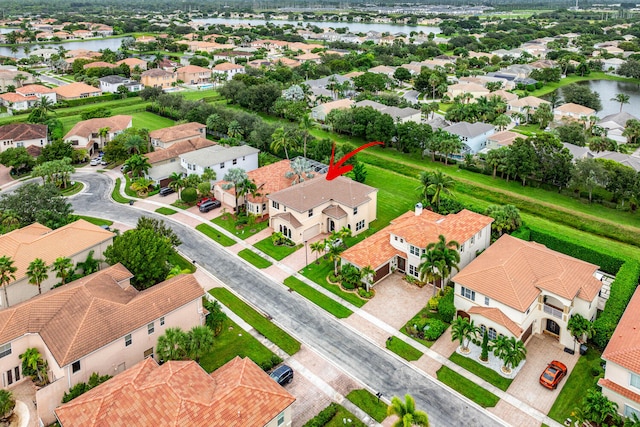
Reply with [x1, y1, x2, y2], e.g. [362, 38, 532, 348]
[66, 171, 503, 427]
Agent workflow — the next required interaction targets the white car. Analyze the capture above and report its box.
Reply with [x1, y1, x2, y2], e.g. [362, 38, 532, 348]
[90, 158, 100, 166]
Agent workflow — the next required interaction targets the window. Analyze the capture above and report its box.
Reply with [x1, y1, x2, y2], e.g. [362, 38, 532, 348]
[409, 245, 420, 256]
[272, 201, 279, 210]
[478, 229, 482, 238]
[232, 159, 237, 165]
[484, 296, 490, 306]
[353, 206, 358, 215]
[461, 286, 475, 301]
[147, 322, 154, 335]
[470, 236, 475, 245]
[394, 236, 398, 241]
[144, 348, 154, 359]
[125, 334, 132, 347]
[625, 405, 640, 420]
[219, 162, 225, 169]
[400, 238, 404, 243]
[277, 412, 285, 426]
[160, 317, 165, 326]
[488, 327, 497, 340]
[460, 243, 465, 253]
[355, 220, 365, 231]
[631, 373, 640, 389]
[479, 324, 486, 335]
[408, 264, 419, 278]
[308, 209, 313, 217]
[0, 344, 10, 359]
[72, 361, 81, 373]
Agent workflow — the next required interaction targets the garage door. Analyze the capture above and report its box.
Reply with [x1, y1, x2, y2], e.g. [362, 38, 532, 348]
[521, 323, 533, 343]
[373, 263, 390, 284]
[159, 178, 171, 188]
[303, 224, 320, 241]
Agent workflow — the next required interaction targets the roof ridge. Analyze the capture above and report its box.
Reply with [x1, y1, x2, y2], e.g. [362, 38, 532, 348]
[60, 289, 94, 364]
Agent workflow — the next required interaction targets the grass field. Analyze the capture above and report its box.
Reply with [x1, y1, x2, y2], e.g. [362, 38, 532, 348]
[209, 288, 300, 355]
[449, 352, 513, 391]
[304, 403, 366, 427]
[168, 252, 196, 273]
[211, 214, 269, 240]
[301, 258, 367, 308]
[195, 223, 236, 247]
[345, 389, 388, 423]
[60, 182, 83, 196]
[237, 249, 272, 269]
[436, 366, 500, 408]
[131, 111, 174, 130]
[254, 237, 301, 260]
[111, 178, 130, 203]
[284, 276, 353, 319]
[385, 336, 423, 361]
[155, 207, 177, 215]
[77, 216, 113, 226]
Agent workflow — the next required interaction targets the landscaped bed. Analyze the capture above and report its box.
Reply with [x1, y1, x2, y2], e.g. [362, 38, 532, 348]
[212, 213, 268, 240]
[385, 336, 423, 361]
[345, 389, 388, 423]
[449, 352, 513, 391]
[302, 403, 366, 427]
[436, 366, 500, 408]
[238, 249, 272, 269]
[302, 258, 367, 308]
[283, 276, 353, 319]
[254, 236, 300, 260]
[401, 306, 451, 348]
[195, 223, 236, 247]
[111, 178, 130, 204]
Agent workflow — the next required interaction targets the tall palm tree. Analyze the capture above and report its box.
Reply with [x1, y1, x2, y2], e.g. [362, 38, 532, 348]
[124, 134, 145, 154]
[156, 327, 188, 362]
[450, 316, 478, 352]
[185, 326, 215, 364]
[427, 234, 460, 288]
[270, 127, 297, 160]
[299, 113, 313, 158]
[425, 171, 455, 211]
[492, 336, 527, 374]
[387, 394, 430, 427]
[123, 154, 151, 178]
[326, 243, 343, 276]
[310, 240, 325, 264]
[26, 258, 48, 295]
[360, 265, 375, 291]
[130, 177, 154, 196]
[227, 120, 243, 139]
[611, 93, 630, 113]
[168, 172, 185, 196]
[52, 257, 74, 286]
[98, 127, 110, 149]
[0, 256, 17, 308]
[221, 168, 249, 213]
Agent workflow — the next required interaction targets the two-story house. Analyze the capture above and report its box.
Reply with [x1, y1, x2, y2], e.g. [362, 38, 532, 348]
[140, 69, 176, 90]
[0, 92, 38, 113]
[145, 137, 216, 186]
[149, 122, 207, 149]
[267, 176, 377, 244]
[342, 205, 493, 286]
[0, 123, 48, 153]
[16, 84, 57, 104]
[599, 287, 640, 421]
[53, 82, 102, 101]
[212, 62, 246, 82]
[442, 121, 495, 154]
[64, 115, 132, 156]
[98, 76, 143, 93]
[180, 145, 259, 179]
[554, 103, 597, 122]
[453, 234, 603, 348]
[176, 65, 212, 85]
[0, 264, 206, 425]
[54, 356, 296, 427]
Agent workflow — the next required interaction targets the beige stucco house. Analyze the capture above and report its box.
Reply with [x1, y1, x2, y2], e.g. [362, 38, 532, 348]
[53, 82, 102, 101]
[176, 65, 212, 85]
[454, 234, 603, 348]
[140, 68, 177, 89]
[0, 265, 206, 425]
[149, 122, 207, 149]
[145, 137, 215, 187]
[267, 176, 377, 244]
[63, 115, 132, 155]
[311, 99, 354, 122]
[0, 123, 48, 153]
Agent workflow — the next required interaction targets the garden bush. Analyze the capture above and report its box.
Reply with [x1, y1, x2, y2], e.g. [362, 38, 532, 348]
[510, 225, 531, 240]
[303, 403, 339, 427]
[0, 389, 14, 420]
[62, 373, 112, 403]
[427, 296, 440, 311]
[593, 260, 640, 348]
[181, 187, 197, 203]
[358, 288, 374, 299]
[423, 318, 447, 341]
[438, 287, 456, 323]
[341, 263, 361, 290]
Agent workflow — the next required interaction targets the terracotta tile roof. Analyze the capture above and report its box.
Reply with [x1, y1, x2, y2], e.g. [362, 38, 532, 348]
[64, 115, 132, 140]
[268, 175, 376, 213]
[468, 306, 523, 336]
[213, 62, 244, 71]
[488, 130, 526, 147]
[0, 265, 204, 367]
[0, 219, 113, 282]
[116, 58, 147, 68]
[341, 227, 403, 269]
[149, 122, 206, 144]
[176, 65, 211, 74]
[508, 96, 549, 109]
[454, 234, 602, 312]
[555, 102, 596, 115]
[272, 212, 303, 229]
[602, 287, 640, 373]
[0, 123, 47, 141]
[491, 90, 518, 102]
[599, 378, 640, 404]
[55, 357, 295, 427]
[314, 98, 355, 114]
[141, 68, 174, 78]
[53, 82, 101, 99]
[0, 92, 37, 103]
[83, 61, 116, 69]
[16, 84, 54, 95]
[146, 137, 216, 164]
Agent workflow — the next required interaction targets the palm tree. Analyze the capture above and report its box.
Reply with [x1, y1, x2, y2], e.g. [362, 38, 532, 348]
[310, 240, 325, 263]
[130, 177, 154, 196]
[492, 336, 526, 374]
[286, 157, 315, 184]
[299, 113, 313, 158]
[52, 256, 74, 286]
[185, 326, 215, 363]
[168, 172, 185, 196]
[326, 243, 343, 277]
[26, 258, 48, 295]
[387, 394, 430, 427]
[417, 171, 455, 212]
[123, 154, 151, 178]
[1, 210, 20, 232]
[221, 168, 249, 213]
[19, 348, 48, 385]
[270, 127, 297, 160]
[360, 265, 375, 291]
[0, 256, 17, 308]
[611, 93, 630, 113]
[450, 316, 478, 353]
[98, 127, 110, 148]
[124, 134, 145, 154]
[493, 114, 511, 131]
[156, 327, 188, 362]
[76, 250, 101, 276]
[428, 235, 460, 286]
[227, 120, 243, 139]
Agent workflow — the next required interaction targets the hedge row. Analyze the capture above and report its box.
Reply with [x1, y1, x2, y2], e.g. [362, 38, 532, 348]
[56, 91, 139, 108]
[593, 260, 640, 348]
[302, 403, 339, 427]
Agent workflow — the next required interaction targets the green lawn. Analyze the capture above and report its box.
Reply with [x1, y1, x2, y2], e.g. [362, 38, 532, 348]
[547, 347, 604, 424]
[345, 389, 388, 423]
[211, 214, 269, 240]
[238, 249, 273, 269]
[111, 178, 130, 203]
[449, 352, 513, 391]
[131, 111, 174, 130]
[168, 252, 196, 274]
[155, 207, 177, 215]
[301, 258, 367, 308]
[283, 276, 353, 319]
[385, 336, 423, 361]
[436, 366, 500, 408]
[303, 403, 366, 427]
[77, 216, 113, 226]
[401, 306, 450, 348]
[60, 182, 84, 196]
[254, 237, 301, 261]
[199, 318, 277, 373]
[195, 223, 236, 247]
[209, 288, 300, 355]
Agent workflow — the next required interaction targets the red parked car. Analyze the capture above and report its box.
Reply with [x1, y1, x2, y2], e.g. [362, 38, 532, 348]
[196, 197, 216, 207]
[540, 360, 568, 389]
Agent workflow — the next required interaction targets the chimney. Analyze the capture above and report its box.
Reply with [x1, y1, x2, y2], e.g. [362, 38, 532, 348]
[415, 202, 423, 216]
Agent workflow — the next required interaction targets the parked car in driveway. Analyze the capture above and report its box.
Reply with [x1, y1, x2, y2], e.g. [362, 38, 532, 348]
[540, 360, 568, 389]
[159, 187, 175, 197]
[198, 200, 221, 212]
[90, 158, 100, 166]
[269, 365, 293, 386]
[196, 197, 216, 207]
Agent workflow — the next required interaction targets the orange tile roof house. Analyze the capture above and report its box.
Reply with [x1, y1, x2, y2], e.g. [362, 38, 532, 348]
[342, 205, 493, 286]
[176, 64, 212, 85]
[482, 130, 527, 152]
[267, 176, 377, 245]
[149, 122, 207, 149]
[53, 82, 102, 101]
[82, 61, 116, 70]
[146, 137, 216, 187]
[0, 92, 38, 113]
[554, 102, 597, 121]
[54, 356, 296, 427]
[141, 68, 177, 90]
[64, 115, 132, 155]
[453, 234, 603, 348]
[599, 287, 640, 419]
[212, 62, 246, 81]
[116, 57, 148, 71]
[0, 264, 205, 425]
[0, 219, 113, 307]
[16, 84, 57, 104]
[311, 98, 355, 122]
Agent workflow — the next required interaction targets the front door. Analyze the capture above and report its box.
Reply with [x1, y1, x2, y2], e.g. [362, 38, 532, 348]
[6, 369, 12, 386]
[327, 219, 335, 232]
[397, 257, 406, 273]
[546, 319, 560, 336]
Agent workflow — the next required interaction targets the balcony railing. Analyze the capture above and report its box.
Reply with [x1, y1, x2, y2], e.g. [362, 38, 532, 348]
[543, 304, 563, 319]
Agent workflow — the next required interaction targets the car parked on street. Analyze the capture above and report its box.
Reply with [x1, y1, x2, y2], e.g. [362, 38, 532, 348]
[198, 200, 221, 212]
[269, 365, 293, 386]
[540, 360, 568, 389]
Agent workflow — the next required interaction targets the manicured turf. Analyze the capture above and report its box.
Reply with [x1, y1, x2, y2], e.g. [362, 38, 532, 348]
[195, 223, 236, 247]
[284, 276, 353, 319]
[237, 249, 272, 269]
[131, 111, 174, 130]
[111, 178, 130, 203]
[385, 336, 423, 361]
[168, 252, 196, 274]
[77, 216, 113, 226]
[301, 258, 367, 308]
[253, 237, 301, 260]
[449, 352, 513, 391]
[60, 182, 84, 196]
[155, 207, 177, 215]
[199, 318, 276, 373]
[345, 389, 388, 423]
[211, 214, 269, 240]
[547, 347, 604, 424]
[209, 288, 300, 355]
[436, 366, 500, 408]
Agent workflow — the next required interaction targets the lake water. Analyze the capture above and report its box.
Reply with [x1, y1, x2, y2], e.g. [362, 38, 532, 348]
[576, 79, 640, 117]
[0, 28, 18, 34]
[0, 36, 133, 58]
[195, 17, 441, 35]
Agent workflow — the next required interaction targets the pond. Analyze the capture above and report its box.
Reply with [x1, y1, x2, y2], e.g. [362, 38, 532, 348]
[0, 36, 133, 59]
[574, 79, 640, 118]
[195, 17, 441, 36]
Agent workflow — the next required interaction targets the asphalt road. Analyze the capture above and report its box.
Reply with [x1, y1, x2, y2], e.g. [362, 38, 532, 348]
[70, 172, 504, 427]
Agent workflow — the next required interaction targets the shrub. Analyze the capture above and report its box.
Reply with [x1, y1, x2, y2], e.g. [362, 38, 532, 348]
[423, 318, 447, 341]
[303, 403, 339, 427]
[62, 372, 112, 403]
[427, 296, 440, 311]
[510, 225, 531, 241]
[341, 263, 361, 289]
[358, 288, 374, 299]
[203, 299, 227, 336]
[0, 389, 15, 420]
[438, 287, 456, 323]
[181, 187, 197, 203]
[593, 260, 640, 348]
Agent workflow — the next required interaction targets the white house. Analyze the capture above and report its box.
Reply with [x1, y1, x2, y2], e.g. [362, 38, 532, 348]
[98, 75, 144, 93]
[442, 121, 495, 154]
[16, 84, 57, 104]
[211, 62, 245, 81]
[180, 145, 259, 178]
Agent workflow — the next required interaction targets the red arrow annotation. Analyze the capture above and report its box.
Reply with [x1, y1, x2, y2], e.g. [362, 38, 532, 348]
[325, 141, 384, 181]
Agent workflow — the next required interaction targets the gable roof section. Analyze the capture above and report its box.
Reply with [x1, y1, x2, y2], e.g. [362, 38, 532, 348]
[149, 122, 205, 144]
[555, 102, 595, 115]
[443, 121, 494, 138]
[54, 356, 295, 427]
[64, 115, 132, 140]
[453, 234, 602, 312]
[267, 175, 376, 212]
[468, 306, 523, 336]
[602, 287, 640, 373]
[16, 84, 55, 95]
[341, 227, 403, 269]
[53, 82, 101, 99]
[0, 265, 204, 367]
[146, 137, 215, 164]
[0, 123, 47, 141]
